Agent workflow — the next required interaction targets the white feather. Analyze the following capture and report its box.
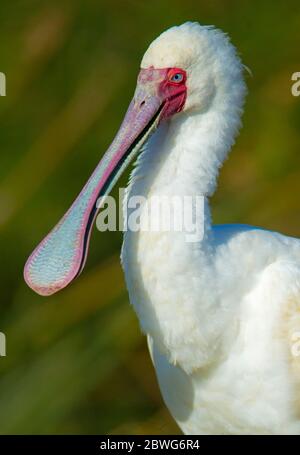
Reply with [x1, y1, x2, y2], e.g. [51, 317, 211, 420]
[121, 22, 300, 434]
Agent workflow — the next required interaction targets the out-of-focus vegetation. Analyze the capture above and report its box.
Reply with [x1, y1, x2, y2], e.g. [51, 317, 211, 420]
[0, 0, 299, 434]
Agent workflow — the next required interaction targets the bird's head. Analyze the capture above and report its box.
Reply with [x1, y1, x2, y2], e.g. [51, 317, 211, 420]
[137, 22, 245, 118]
[24, 22, 246, 296]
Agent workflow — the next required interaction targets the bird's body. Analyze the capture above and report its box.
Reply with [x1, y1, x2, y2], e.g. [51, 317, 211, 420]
[25, 23, 300, 434]
[121, 111, 300, 434]
[121, 24, 300, 434]
[124, 220, 300, 434]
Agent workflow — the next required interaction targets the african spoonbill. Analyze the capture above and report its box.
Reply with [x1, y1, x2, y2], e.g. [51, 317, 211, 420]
[24, 23, 300, 434]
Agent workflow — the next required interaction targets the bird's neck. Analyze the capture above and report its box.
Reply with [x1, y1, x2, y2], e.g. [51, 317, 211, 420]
[126, 96, 242, 236]
[122, 103, 242, 372]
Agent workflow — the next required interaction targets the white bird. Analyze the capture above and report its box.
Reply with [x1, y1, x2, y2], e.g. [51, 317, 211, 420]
[24, 22, 300, 435]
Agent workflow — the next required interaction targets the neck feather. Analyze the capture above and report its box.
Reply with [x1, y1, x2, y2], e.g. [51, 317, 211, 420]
[122, 95, 245, 372]
[126, 92, 244, 229]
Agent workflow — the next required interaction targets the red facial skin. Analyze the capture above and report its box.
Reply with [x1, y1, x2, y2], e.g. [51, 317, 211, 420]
[138, 67, 187, 121]
[159, 67, 187, 119]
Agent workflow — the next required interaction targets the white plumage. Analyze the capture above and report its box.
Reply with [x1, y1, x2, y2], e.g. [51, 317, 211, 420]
[121, 23, 300, 434]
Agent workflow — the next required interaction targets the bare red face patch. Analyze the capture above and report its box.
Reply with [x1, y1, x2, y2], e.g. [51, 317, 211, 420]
[138, 67, 187, 120]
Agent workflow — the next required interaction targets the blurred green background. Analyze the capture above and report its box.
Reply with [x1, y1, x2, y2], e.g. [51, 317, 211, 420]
[0, 0, 299, 434]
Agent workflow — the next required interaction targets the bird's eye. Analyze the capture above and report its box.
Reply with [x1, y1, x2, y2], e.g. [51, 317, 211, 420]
[170, 73, 184, 83]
